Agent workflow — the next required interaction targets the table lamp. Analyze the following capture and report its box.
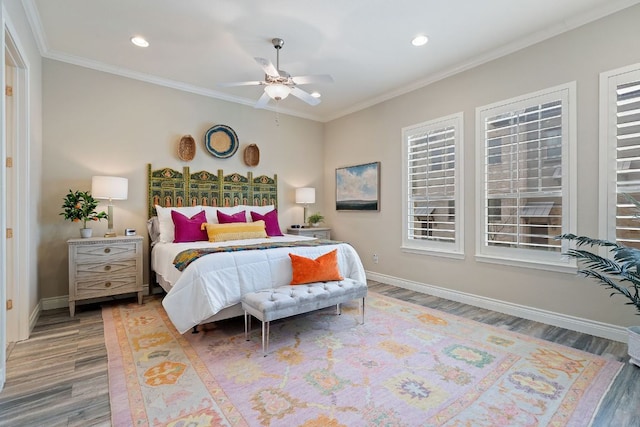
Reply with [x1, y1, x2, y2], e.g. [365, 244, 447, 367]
[92, 176, 128, 237]
[295, 187, 315, 225]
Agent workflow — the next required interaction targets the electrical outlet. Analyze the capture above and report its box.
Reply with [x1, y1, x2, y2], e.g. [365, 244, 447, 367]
[372, 253, 379, 264]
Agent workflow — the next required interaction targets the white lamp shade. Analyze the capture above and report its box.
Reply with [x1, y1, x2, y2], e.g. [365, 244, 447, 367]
[91, 176, 128, 200]
[264, 84, 291, 100]
[295, 187, 315, 204]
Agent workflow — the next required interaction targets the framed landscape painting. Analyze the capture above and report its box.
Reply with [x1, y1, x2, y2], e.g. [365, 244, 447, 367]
[335, 161, 380, 211]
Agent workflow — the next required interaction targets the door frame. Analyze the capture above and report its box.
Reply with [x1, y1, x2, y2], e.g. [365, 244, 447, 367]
[0, 6, 31, 392]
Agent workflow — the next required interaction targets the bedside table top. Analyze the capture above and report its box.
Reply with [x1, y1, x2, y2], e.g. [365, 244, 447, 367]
[67, 235, 143, 244]
[287, 227, 330, 232]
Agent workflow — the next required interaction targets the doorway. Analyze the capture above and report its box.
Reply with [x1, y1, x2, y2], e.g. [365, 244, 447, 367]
[1, 21, 30, 392]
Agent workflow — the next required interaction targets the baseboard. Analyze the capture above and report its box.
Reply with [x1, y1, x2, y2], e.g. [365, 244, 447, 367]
[29, 300, 42, 333]
[41, 296, 67, 310]
[366, 271, 628, 343]
[40, 284, 151, 311]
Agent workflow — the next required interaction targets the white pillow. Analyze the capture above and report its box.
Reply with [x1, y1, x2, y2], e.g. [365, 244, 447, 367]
[155, 205, 203, 243]
[202, 205, 244, 224]
[240, 204, 275, 222]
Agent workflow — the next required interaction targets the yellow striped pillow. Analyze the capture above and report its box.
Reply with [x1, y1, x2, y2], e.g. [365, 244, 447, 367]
[201, 220, 267, 242]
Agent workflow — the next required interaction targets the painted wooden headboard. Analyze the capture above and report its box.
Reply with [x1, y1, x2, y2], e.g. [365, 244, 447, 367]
[147, 164, 278, 218]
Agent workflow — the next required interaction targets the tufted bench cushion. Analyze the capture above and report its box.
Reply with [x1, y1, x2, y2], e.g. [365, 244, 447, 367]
[242, 278, 367, 355]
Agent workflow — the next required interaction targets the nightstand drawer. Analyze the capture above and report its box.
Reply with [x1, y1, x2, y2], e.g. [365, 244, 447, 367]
[75, 242, 137, 261]
[75, 258, 138, 278]
[75, 275, 139, 299]
[287, 227, 331, 239]
[308, 230, 330, 239]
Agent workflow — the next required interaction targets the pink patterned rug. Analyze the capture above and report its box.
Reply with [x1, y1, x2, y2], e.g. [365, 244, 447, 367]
[103, 292, 622, 426]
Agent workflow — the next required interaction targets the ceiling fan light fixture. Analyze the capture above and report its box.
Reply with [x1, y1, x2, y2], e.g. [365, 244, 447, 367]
[265, 84, 291, 100]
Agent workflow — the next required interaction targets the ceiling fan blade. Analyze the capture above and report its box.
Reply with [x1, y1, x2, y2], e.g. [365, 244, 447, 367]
[254, 57, 280, 77]
[291, 74, 334, 85]
[217, 81, 264, 87]
[291, 87, 321, 106]
[254, 91, 271, 109]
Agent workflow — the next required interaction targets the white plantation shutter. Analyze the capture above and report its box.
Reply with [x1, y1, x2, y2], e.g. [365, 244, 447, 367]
[402, 114, 463, 256]
[483, 101, 563, 251]
[476, 83, 575, 269]
[603, 66, 640, 247]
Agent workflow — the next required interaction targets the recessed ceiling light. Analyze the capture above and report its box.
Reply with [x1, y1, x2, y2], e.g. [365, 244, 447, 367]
[411, 35, 429, 47]
[310, 92, 321, 98]
[131, 36, 149, 48]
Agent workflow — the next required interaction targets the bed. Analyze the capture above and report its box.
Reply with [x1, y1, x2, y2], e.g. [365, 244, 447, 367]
[147, 165, 367, 334]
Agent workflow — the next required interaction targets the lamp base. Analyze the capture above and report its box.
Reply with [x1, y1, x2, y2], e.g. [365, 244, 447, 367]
[104, 232, 117, 238]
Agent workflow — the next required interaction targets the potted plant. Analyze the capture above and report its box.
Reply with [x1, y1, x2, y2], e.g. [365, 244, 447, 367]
[60, 189, 108, 238]
[307, 212, 324, 227]
[558, 196, 640, 366]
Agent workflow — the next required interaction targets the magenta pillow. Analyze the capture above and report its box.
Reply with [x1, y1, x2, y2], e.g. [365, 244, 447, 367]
[250, 209, 283, 236]
[217, 210, 247, 224]
[171, 210, 208, 243]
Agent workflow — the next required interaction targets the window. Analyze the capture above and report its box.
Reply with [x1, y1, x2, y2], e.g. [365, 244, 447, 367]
[402, 113, 463, 257]
[601, 64, 640, 248]
[476, 83, 576, 270]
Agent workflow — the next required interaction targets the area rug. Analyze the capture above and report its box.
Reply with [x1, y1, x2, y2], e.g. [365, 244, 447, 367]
[103, 292, 622, 426]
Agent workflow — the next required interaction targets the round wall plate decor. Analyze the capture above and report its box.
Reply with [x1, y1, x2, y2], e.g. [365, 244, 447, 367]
[204, 124, 239, 158]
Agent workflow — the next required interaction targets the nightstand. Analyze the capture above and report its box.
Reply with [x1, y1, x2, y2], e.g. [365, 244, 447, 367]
[67, 235, 143, 317]
[287, 227, 331, 239]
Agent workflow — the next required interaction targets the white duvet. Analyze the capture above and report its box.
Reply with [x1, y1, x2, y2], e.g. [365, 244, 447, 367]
[152, 235, 367, 333]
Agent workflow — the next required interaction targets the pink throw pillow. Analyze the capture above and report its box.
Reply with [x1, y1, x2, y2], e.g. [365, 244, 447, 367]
[217, 210, 247, 224]
[171, 210, 208, 243]
[250, 209, 283, 236]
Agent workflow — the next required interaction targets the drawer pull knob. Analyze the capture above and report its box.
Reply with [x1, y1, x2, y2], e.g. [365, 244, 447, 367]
[104, 265, 111, 271]
[105, 282, 112, 288]
[104, 248, 111, 254]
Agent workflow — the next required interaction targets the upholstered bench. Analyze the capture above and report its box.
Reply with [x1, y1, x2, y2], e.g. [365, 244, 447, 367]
[242, 278, 367, 356]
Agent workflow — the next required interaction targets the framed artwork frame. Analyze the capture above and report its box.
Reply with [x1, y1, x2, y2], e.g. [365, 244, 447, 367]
[335, 161, 380, 211]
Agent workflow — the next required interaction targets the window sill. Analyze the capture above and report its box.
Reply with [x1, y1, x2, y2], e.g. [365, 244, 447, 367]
[475, 254, 577, 274]
[401, 245, 465, 260]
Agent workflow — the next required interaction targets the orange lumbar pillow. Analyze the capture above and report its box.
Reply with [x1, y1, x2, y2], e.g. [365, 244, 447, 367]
[201, 220, 267, 242]
[289, 249, 344, 285]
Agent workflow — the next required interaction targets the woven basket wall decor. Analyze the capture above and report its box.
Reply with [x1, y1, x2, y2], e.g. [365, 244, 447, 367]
[178, 135, 196, 161]
[243, 144, 260, 167]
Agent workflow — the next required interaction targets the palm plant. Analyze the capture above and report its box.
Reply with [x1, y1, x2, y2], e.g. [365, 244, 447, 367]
[557, 233, 640, 314]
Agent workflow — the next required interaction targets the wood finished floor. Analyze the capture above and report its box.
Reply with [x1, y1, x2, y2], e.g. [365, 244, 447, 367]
[1, 281, 639, 426]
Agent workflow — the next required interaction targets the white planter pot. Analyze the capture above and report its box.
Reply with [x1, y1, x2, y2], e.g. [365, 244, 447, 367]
[627, 326, 640, 367]
[80, 228, 93, 238]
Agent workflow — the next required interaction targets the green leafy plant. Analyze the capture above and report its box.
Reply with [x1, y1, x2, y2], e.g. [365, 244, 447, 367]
[558, 195, 640, 314]
[307, 212, 324, 225]
[60, 190, 108, 229]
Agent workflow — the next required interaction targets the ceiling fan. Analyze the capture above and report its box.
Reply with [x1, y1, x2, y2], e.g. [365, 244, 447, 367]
[218, 38, 333, 109]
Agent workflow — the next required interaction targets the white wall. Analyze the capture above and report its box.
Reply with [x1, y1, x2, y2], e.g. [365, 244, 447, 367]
[40, 60, 324, 299]
[324, 5, 640, 329]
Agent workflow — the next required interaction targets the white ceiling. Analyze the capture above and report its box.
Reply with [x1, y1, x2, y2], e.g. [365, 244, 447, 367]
[24, 0, 639, 122]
